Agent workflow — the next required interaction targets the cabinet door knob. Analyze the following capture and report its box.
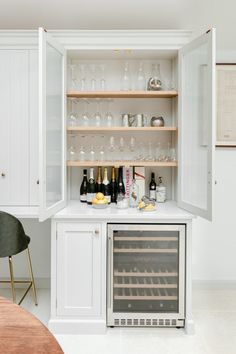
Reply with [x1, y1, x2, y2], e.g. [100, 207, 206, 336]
[94, 230, 99, 235]
[1, 173, 6, 178]
[37, 180, 39, 185]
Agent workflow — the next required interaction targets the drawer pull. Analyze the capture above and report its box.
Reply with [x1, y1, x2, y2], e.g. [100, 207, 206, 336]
[1, 173, 6, 177]
[94, 230, 99, 235]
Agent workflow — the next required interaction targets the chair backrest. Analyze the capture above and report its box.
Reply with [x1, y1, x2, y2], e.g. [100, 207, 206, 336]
[0, 212, 30, 257]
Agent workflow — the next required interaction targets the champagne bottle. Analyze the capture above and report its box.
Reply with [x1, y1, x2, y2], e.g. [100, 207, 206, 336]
[117, 166, 125, 195]
[110, 167, 117, 203]
[149, 172, 156, 200]
[102, 167, 111, 204]
[96, 167, 103, 193]
[80, 169, 88, 203]
[87, 168, 96, 205]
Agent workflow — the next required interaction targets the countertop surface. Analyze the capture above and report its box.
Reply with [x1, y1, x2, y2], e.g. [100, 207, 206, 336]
[53, 200, 194, 220]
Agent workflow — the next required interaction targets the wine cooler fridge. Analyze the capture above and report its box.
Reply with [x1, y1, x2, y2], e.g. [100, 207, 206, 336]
[107, 224, 185, 327]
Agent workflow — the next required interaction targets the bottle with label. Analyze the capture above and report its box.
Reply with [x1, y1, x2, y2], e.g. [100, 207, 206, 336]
[96, 167, 103, 193]
[102, 167, 111, 204]
[80, 169, 88, 203]
[110, 167, 117, 203]
[129, 168, 139, 208]
[87, 168, 96, 205]
[149, 172, 156, 200]
[156, 176, 166, 203]
[117, 166, 125, 195]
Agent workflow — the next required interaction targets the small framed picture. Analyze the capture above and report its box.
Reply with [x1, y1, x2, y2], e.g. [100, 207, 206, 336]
[216, 64, 236, 147]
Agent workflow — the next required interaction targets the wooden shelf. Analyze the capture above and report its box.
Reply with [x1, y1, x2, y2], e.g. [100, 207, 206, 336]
[67, 90, 178, 99]
[67, 161, 177, 167]
[67, 126, 177, 132]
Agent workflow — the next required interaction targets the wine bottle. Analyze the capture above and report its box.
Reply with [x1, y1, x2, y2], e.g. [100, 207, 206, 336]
[117, 166, 125, 195]
[110, 167, 117, 203]
[87, 168, 96, 205]
[96, 167, 103, 193]
[149, 172, 156, 200]
[102, 167, 111, 204]
[80, 169, 88, 203]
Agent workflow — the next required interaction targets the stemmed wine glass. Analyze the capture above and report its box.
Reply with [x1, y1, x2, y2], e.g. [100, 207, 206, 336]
[90, 64, 97, 91]
[98, 135, 105, 161]
[108, 136, 116, 161]
[67, 98, 79, 127]
[81, 99, 90, 126]
[78, 64, 86, 91]
[69, 64, 78, 90]
[100, 64, 106, 91]
[78, 135, 86, 161]
[89, 135, 95, 161]
[94, 99, 102, 127]
[136, 62, 146, 90]
[68, 134, 77, 161]
[105, 99, 114, 127]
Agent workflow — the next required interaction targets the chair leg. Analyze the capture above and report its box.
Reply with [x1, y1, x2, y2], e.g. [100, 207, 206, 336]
[27, 247, 38, 306]
[8, 256, 16, 303]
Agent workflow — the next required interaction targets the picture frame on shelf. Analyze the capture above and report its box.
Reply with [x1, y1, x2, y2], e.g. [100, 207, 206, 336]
[216, 63, 236, 147]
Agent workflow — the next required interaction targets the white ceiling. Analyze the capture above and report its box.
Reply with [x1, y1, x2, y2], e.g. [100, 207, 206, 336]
[0, 0, 235, 51]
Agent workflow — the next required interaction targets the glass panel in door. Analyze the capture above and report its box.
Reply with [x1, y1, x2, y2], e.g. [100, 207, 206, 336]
[39, 28, 66, 221]
[178, 29, 215, 220]
[113, 230, 181, 314]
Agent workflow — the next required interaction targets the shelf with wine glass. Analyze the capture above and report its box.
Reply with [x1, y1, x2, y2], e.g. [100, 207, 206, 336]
[67, 161, 177, 167]
[67, 126, 178, 132]
[67, 90, 178, 99]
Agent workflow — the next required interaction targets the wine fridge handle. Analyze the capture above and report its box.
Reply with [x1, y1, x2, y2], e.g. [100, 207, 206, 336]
[107, 235, 113, 310]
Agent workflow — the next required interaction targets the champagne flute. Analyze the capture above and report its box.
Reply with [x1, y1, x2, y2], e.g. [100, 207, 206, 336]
[94, 99, 102, 127]
[105, 99, 114, 127]
[81, 99, 90, 126]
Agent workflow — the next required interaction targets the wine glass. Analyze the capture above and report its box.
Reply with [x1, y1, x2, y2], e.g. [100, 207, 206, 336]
[81, 99, 90, 126]
[94, 99, 102, 127]
[98, 135, 105, 161]
[89, 136, 96, 161]
[145, 142, 154, 161]
[67, 98, 79, 127]
[108, 136, 116, 161]
[78, 64, 86, 91]
[121, 61, 131, 91]
[78, 135, 86, 161]
[105, 99, 114, 127]
[136, 62, 146, 90]
[69, 64, 78, 90]
[100, 64, 106, 91]
[68, 134, 77, 161]
[90, 64, 97, 91]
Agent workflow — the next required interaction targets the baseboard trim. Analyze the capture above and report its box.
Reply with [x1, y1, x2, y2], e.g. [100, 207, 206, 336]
[193, 280, 236, 290]
[49, 318, 107, 335]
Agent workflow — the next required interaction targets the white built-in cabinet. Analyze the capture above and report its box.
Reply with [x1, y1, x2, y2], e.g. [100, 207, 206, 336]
[0, 49, 39, 206]
[56, 222, 103, 317]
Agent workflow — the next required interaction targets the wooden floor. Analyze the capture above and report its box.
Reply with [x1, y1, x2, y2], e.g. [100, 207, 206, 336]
[0, 296, 63, 354]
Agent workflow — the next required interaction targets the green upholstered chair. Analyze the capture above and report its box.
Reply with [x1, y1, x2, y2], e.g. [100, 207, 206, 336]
[0, 211, 37, 305]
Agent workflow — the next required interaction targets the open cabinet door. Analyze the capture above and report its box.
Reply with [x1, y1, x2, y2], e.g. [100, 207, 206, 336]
[39, 28, 66, 221]
[178, 29, 215, 221]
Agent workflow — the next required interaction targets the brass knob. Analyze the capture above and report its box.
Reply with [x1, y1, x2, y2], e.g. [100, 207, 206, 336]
[1, 173, 5, 177]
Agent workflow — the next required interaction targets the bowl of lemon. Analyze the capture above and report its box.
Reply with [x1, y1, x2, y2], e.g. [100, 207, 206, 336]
[137, 196, 157, 212]
[92, 192, 109, 209]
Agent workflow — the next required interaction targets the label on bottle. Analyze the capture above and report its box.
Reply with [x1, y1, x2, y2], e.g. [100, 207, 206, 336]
[80, 194, 87, 202]
[156, 186, 166, 203]
[87, 193, 96, 203]
[150, 189, 156, 200]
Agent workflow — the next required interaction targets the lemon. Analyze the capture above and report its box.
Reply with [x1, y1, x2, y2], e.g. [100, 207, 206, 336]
[96, 192, 105, 200]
